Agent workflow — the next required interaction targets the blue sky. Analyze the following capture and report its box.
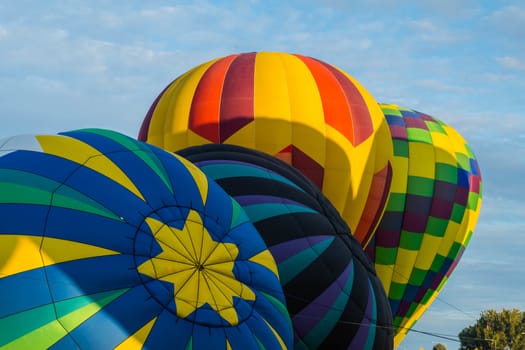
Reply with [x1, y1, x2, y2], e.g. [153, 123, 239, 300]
[1, 1, 524, 348]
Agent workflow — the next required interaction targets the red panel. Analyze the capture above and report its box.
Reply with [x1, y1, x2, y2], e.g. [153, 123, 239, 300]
[322, 62, 374, 146]
[219, 52, 256, 142]
[189, 54, 238, 143]
[355, 162, 393, 246]
[291, 145, 324, 190]
[294, 54, 355, 145]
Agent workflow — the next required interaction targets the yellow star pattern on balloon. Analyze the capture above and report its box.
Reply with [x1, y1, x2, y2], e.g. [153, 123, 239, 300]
[137, 209, 255, 325]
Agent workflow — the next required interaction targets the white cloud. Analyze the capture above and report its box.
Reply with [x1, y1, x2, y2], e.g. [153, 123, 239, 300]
[496, 56, 525, 70]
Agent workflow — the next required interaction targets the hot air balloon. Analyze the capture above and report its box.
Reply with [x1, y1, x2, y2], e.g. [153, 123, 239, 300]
[365, 104, 482, 347]
[178, 144, 394, 350]
[139, 51, 393, 247]
[0, 129, 292, 349]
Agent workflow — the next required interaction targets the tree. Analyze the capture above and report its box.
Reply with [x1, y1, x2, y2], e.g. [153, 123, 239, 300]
[433, 343, 447, 350]
[459, 308, 525, 350]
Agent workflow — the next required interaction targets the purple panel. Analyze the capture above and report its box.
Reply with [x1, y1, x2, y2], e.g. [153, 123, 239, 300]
[433, 180, 457, 201]
[455, 186, 469, 206]
[404, 117, 428, 130]
[402, 212, 428, 232]
[292, 262, 353, 338]
[404, 194, 432, 215]
[375, 228, 402, 248]
[347, 281, 373, 350]
[269, 235, 332, 263]
[429, 198, 454, 220]
[388, 125, 408, 140]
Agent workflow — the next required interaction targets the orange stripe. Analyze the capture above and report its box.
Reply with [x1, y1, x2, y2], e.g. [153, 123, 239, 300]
[189, 54, 238, 143]
[294, 54, 354, 144]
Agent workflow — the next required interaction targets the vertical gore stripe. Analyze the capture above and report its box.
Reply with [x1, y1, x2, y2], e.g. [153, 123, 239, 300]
[219, 52, 257, 142]
[189, 54, 239, 143]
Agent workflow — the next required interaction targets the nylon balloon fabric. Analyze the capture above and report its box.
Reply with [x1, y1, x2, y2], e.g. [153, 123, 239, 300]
[139, 51, 393, 247]
[0, 129, 292, 349]
[365, 104, 482, 347]
[178, 144, 394, 350]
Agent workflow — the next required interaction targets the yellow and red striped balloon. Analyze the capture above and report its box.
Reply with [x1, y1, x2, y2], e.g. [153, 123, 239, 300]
[139, 51, 393, 246]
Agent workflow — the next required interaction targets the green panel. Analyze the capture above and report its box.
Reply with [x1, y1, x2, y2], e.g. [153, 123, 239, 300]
[392, 139, 409, 157]
[52, 187, 121, 220]
[229, 198, 250, 228]
[399, 231, 423, 251]
[450, 203, 466, 223]
[468, 192, 481, 210]
[407, 302, 418, 316]
[0, 183, 52, 205]
[409, 267, 428, 285]
[420, 288, 435, 305]
[302, 262, 354, 349]
[434, 163, 458, 183]
[375, 247, 397, 265]
[430, 254, 445, 272]
[447, 242, 462, 260]
[455, 152, 470, 170]
[259, 292, 291, 326]
[426, 121, 446, 134]
[464, 143, 476, 159]
[388, 282, 407, 300]
[278, 237, 334, 285]
[407, 128, 432, 144]
[407, 176, 434, 197]
[0, 303, 57, 346]
[425, 216, 448, 237]
[381, 107, 403, 117]
[185, 336, 193, 350]
[385, 192, 406, 212]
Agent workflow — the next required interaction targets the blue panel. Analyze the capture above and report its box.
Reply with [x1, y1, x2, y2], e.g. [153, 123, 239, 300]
[46, 206, 137, 253]
[0, 268, 51, 318]
[46, 255, 141, 301]
[61, 286, 166, 349]
[142, 311, 192, 349]
[0, 203, 48, 235]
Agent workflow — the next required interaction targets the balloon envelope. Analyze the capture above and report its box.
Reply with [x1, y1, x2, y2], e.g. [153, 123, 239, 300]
[179, 144, 394, 350]
[0, 129, 292, 349]
[139, 51, 393, 247]
[365, 105, 482, 346]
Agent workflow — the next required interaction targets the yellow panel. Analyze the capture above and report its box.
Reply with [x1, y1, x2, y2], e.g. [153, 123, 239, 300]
[375, 264, 394, 295]
[280, 53, 326, 166]
[437, 221, 460, 256]
[36, 135, 144, 201]
[248, 249, 279, 278]
[0, 235, 119, 276]
[407, 142, 435, 178]
[0, 235, 43, 277]
[433, 145, 456, 167]
[177, 156, 209, 204]
[224, 122, 256, 149]
[443, 125, 469, 155]
[115, 317, 158, 350]
[41, 236, 120, 266]
[391, 248, 418, 284]
[391, 155, 409, 194]
[253, 52, 293, 156]
[413, 234, 442, 270]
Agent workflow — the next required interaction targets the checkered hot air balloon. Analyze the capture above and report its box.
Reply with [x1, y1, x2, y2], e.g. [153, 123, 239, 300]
[365, 104, 483, 347]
